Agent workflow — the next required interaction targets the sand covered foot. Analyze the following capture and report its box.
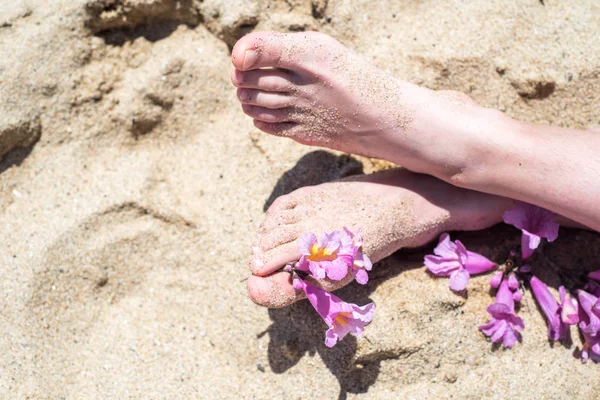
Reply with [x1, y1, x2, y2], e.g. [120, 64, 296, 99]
[247, 168, 510, 308]
[231, 31, 494, 179]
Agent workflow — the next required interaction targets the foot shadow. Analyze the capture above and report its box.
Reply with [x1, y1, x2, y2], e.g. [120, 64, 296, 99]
[263, 150, 364, 212]
[265, 251, 424, 399]
[261, 150, 401, 398]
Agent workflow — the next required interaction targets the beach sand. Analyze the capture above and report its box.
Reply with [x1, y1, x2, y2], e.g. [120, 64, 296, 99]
[1, 0, 599, 398]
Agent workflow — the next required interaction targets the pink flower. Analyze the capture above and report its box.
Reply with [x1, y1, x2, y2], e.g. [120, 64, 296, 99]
[296, 231, 353, 280]
[480, 277, 524, 347]
[503, 201, 559, 259]
[529, 276, 578, 341]
[560, 287, 580, 325]
[343, 227, 373, 285]
[580, 331, 600, 363]
[578, 289, 600, 363]
[424, 233, 497, 292]
[293, 277, 375, 348]
[489, 271, 503, 289]
[577, 290, 600, 337]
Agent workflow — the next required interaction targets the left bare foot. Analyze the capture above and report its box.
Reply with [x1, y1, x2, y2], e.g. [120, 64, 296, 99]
[247, 168, 509, 308]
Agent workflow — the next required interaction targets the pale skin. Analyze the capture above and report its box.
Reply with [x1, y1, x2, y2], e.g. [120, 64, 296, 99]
[231, 31, 600, 307]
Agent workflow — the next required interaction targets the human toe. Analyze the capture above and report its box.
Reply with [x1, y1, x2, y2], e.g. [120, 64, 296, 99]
[231, 31, 338, 71]
[250, 241, 300, 276]
[237, 89, 293, 109]
[242, 104, 293, 123]
[231, 68, 295, 92]
[247, 272, 302, 308]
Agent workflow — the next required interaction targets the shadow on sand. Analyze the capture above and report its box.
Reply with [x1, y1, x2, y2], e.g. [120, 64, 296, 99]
[0, 146, 34, 175]
[263, 150, 363, 212]
[263, 251, 426, 400]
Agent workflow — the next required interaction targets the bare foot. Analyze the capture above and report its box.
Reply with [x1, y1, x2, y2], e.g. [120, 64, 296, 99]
[247, 169, 510, 308]
[231, 31, 501, 180]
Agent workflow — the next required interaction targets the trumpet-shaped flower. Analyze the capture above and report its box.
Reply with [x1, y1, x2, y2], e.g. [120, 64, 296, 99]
[530, 276, 577, 341]
[577, 290, 600, 337]
[424, 233, 497, 292]
[560, 287, 580, 325]
[503, 202, 559, 259]
[581, 330, 600, 363]
[293, 277, 375, 347]
[343, 227, 373, 284]
[480, 278, 524, 347]
[296, 231, 353, 280]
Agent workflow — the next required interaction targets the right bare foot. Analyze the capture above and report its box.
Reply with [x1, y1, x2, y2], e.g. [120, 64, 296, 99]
[231, 31, 503, 181]
[247, 168, 510, 308]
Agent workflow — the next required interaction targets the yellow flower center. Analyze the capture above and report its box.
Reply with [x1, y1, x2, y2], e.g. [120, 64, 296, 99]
[307, 243, 337, 262]
[333, 312, 352, 328]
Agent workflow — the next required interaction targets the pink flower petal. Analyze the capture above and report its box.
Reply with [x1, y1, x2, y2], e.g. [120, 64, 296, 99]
[490, 272, 503, 289]
[589, 270, 600, 281]
[424, 255, 461, 276]
[464, 251, 497, 274]
[321, 232, 341, 254]
[296, 256, 310, 272]
[297, 233, 317, 256]
[454, 240, 469, 265]
[503, 201, 559, 259]
[558, 286, 579, 325]
[361, 253, 373, 271]
[508, 274, 519, 291]
[530, 275, 563, 341]
[355, 269, 369, 285]
[578, 290, 600, 336]
[309, 261, 326, 279]
[521, 231, 539, 260]
[502, 326, 519, 348]
[490, 319, 508, 343]
[449, 269, 470, 291]
[325, 257, 350, 281]
[433, 233, 459, 259]
[513, 289, 523, 302]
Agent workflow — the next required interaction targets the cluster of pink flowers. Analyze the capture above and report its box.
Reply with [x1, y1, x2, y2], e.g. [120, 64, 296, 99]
[528, 270, 600, 363]
[424, 201, 600, 362]
[289, 228, 375, 348]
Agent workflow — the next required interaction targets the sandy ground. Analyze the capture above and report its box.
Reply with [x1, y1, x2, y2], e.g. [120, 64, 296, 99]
[1, 0, 599, 398]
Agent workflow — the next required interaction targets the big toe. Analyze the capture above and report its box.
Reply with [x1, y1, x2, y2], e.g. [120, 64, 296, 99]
[231, 31, 340, 71]
[250, 241, 301, 276]
[247, 272, 302, 308]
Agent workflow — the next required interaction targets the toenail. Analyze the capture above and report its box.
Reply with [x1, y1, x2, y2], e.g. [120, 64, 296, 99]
[253, 257, 264, 269]
[239, 89, 250, 101]
[252, 246, 261, 255]
[243, 50, 259, 70]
